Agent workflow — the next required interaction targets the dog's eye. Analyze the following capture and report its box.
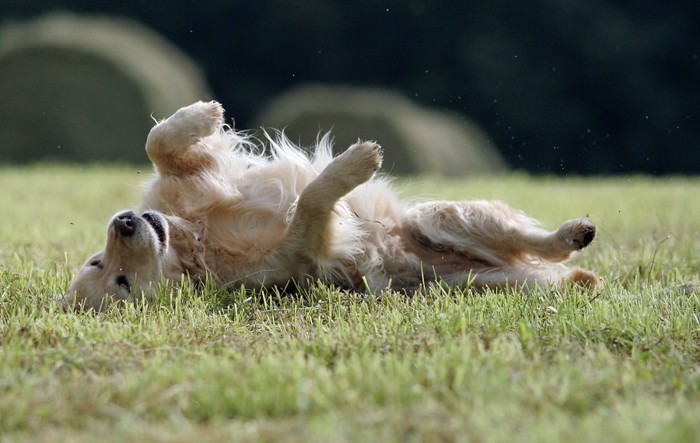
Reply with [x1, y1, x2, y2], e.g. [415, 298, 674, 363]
[116, 275, 130, 293]
[89, 259, 103, 269]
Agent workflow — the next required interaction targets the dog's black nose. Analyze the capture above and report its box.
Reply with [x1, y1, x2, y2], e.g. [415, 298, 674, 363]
[582, 226, 596, 247]
[114, 211, 136, 236]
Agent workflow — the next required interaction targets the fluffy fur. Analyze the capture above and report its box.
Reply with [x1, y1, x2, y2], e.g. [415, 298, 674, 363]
[64, 101, 598, 310]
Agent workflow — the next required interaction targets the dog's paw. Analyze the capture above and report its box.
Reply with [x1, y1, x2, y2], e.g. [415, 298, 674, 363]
[564, 267, 601, 290]
[333, 140, 383, 185]
[168, 101, 224, 141]
[555, 217, 596, 250]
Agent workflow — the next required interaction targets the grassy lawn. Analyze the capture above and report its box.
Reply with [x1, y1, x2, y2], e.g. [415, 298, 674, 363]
[0, 164, 698, 442]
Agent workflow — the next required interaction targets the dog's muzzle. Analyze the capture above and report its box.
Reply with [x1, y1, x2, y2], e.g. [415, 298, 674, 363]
[112, 210, 167, 246]
[142, 211, 167, 245]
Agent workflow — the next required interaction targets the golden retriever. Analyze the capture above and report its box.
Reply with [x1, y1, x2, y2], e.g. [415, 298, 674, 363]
[64, 101, 598, 310]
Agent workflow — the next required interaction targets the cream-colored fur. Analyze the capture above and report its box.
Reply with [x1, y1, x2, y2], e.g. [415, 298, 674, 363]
[64, 101, 598, 310]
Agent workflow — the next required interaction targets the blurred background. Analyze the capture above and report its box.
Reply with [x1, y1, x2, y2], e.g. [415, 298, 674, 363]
[0, 0, 698, 175]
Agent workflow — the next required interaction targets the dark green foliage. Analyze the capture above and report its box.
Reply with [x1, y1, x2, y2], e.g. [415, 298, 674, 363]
[1, 1, 698, 173]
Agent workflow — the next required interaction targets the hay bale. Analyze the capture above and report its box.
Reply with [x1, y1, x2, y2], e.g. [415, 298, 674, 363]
[0, 13, 211, 163]
[254, 85, 507, 175]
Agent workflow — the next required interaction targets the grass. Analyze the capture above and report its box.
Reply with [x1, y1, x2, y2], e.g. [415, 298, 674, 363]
[0, 164, 698, 442]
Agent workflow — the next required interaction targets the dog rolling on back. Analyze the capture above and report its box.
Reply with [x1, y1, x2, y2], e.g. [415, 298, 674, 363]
[64, 101, 598, 310]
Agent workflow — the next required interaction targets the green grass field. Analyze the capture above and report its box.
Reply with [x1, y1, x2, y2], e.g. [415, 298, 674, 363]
[1, 165, 698, 442]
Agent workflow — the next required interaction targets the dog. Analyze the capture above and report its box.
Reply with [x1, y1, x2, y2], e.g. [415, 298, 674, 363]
[63, 101, 598, 310]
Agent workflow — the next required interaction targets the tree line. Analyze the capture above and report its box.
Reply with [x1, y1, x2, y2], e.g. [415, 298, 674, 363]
[3, 0, 698, 174]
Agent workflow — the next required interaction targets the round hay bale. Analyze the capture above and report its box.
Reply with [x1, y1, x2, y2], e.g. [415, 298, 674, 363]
[254, 85, 507, 175]
[0, 13, 211, 163]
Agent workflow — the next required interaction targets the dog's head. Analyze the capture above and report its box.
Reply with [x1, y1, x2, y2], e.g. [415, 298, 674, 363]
[63, 210, 169, 311]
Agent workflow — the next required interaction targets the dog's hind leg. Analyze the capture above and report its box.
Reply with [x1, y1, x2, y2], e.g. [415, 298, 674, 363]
[403, 201, 595, 264]
[442, 263, 599, 291]
[145, 101, 224, 175]
[401, 200, 599, 288]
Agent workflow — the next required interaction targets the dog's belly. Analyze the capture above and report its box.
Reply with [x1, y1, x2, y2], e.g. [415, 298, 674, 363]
[200, 207, 297, 284]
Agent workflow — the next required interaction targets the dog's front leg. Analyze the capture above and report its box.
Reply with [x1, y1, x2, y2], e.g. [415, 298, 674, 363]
[280, 140, 382, 265]
[145, 101, 224, 175]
